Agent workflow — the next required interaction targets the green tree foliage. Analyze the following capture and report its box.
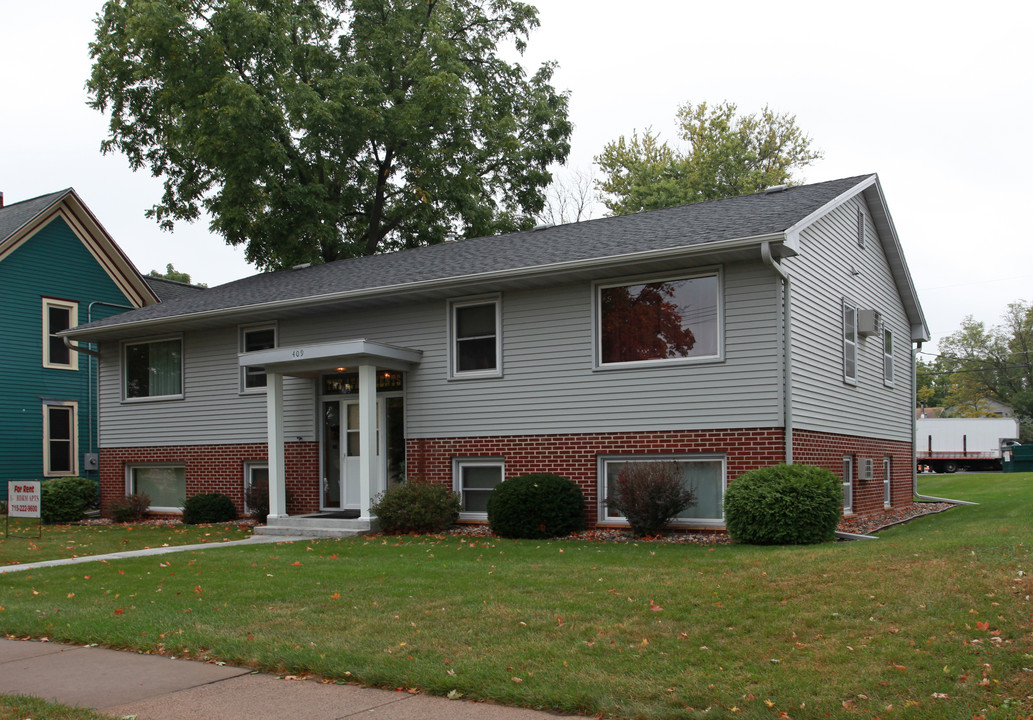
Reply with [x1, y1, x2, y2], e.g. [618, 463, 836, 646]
[87, 0, 572, 270]
[148, 263, 194, 284]
[938, 302, 1033, 423]
[595, 101, 821, 215]
[916, 356, 951, 409]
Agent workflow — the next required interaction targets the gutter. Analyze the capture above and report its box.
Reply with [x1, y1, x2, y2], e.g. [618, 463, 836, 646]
[761, 240, 793, 464]
[64, 232, 788, 342]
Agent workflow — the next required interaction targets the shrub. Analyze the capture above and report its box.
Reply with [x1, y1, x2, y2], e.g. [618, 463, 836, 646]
[40, 477, 98, 524]
[182, 492, 237, 524]
[724, 463, 842, 545]
[371, 481, 461, 534]
[487, 473, 586, 539]
[606, 462, 696, 537]
[109, 493, 151, 523]
[245, 480, 270, 524]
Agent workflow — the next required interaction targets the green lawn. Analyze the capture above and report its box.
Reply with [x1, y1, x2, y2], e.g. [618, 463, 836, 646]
[0, 521, 252, 565]
[1, 474, 1030, 719]
[0, 694, 113, 720]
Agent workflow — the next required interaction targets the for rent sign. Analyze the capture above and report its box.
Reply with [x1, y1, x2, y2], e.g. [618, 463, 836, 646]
[8, 481, 41, 518]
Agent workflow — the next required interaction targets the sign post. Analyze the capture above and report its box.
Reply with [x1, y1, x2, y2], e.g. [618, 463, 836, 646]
[6, 480, 42, 539]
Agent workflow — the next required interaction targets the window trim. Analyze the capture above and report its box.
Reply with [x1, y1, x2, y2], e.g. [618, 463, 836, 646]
[239, 323, 278, 393]
[593, 267, 724, 371]
[597, 453, 727, 528]
[843, 300, 858, 386]
[126, 463, 186, 514]
[42, 297, 79, 370]
[883, 456, 892, 508]
[42, 401, 78, 477]
[121, 335, 184, 402]
[883, 327, 894, 386]
[842, 455, 854, 514]
[447, 295, 503, 380]
[453, 457, 504, 520]
[244, 461, 269, 516]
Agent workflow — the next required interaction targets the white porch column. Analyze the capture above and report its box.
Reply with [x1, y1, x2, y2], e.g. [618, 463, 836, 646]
[267, 371, 288, 519]
[358, 363, 378, 520]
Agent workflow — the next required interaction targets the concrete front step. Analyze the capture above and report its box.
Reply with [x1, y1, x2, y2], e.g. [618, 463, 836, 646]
[254, 516, 377, 538]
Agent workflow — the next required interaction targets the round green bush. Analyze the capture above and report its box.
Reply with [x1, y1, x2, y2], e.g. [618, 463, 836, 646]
[724, 464, 841, 545]
[371, 481, 461, 534]
[487, 473, 586, 539]
[182, 492, 237, 524]
[41, 477, 98, 524]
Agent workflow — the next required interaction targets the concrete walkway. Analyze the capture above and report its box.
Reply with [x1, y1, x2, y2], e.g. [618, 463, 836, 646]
[1, 535, 575, 719]
[0, 638, 567, 719]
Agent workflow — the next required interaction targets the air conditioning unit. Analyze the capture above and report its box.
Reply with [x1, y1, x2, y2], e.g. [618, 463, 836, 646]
[858, 457, 875, 481]
[857, 309, 881, 337]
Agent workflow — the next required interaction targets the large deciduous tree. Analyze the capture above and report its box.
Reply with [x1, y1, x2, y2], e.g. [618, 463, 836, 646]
[88, 0, 571, 270]
[594, 101, 821, 216]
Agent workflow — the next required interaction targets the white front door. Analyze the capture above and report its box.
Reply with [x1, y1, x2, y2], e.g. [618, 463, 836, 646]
[322, 400, 379, 510]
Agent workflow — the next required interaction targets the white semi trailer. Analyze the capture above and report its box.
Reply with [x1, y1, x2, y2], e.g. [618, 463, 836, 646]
[916, 417, 1020, 473]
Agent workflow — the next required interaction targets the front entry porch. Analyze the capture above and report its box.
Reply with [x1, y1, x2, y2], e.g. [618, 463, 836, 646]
[241, 339, 423, 536]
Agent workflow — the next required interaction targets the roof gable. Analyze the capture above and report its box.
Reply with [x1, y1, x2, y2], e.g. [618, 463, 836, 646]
[0, 189, 159, 308]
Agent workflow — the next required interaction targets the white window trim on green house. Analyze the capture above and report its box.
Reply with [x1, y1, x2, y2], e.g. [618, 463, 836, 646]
[42, 400, 78, 477]
[239, 323, 277, 393]
[122, 336, 184, 401]
[127, 464, 186, 513]
[447, 295, 503, 380]
[597, 454, 727, 528]
[594, 268, 723, 370]
[453, 458, 504, 520]
[42, 297, 79, 370]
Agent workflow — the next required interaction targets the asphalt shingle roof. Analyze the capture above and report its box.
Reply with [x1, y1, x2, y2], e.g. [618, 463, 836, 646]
[144, 276, 209, 302]
[0, 189, 70, 244]
[74, 175, 873, 333]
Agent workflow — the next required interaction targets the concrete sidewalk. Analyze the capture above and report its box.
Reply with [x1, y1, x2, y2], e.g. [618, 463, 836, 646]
[0, 638, 570, 719]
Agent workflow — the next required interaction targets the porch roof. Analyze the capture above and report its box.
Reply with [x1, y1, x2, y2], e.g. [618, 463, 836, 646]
[240, 339, 423, 377]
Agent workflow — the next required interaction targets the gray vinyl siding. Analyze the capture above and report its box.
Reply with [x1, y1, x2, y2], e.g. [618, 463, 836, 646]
[98, 261, 784, 446]
[786, 197, 913, 441]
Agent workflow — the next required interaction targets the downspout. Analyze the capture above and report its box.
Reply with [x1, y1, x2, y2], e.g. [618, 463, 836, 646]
[910, 343, 977, 506]
[761, 241, 792, 465]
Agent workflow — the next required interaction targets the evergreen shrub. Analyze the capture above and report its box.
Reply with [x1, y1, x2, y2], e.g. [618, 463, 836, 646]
[109, 493, 151, 523]
[371, 481, 461, 534]
[487, 473, 586, 539]
[724, 463, 842, 545]
[606, 461, 696, 537]
[40, 477, 98, 524]
[182, 492, 237, 524]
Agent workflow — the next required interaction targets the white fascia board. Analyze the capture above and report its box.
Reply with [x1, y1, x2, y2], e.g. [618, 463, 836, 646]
[66, 232, 789, 341]
[783, 174, 879, 252]
[241, 339, 423, 376]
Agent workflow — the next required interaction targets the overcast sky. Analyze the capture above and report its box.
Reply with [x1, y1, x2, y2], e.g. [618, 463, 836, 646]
[2, 1, 1030, 351]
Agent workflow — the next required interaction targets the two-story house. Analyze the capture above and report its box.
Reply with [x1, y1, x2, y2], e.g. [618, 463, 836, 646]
[64, 174, 928, 534]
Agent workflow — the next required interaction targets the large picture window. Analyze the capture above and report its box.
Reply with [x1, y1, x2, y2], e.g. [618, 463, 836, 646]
[240, 324, 276, 391]
[127, 465, 186, 512]
[598, 271, 720, 367]
[42, 298, 78, 370]
[599, 455, 725, 526]
[124, 337, 183, 399]
[453, 459, 504, 519]
[43, 401, 78, 476]
[449, 297, 501, 378]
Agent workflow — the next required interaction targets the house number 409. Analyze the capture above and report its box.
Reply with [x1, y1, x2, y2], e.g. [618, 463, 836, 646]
[291, 349, 305, 358]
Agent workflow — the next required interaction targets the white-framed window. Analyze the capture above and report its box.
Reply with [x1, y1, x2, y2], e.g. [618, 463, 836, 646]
[453, 458, 504, 520]
[240, 324, 277, 392]
[43, 401, 78, 476]
[42, 298, 78, 370]
[883, 327, 894, 386]
[598, 454, 726, 527]
[123, 336, 183, 400]
[842, 455, 854, 514]
[127, 464, 186, 513]
[843, 301, 858, 385]
[596, 269, 722, 368]
[448, 296, 502, 379]
[883, 456, 892, 508]
[244, 462, 269, 515]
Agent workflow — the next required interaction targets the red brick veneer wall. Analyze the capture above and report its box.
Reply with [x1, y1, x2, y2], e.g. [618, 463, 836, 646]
[98, 442, 320, 517]
[792, 429, 914, 516]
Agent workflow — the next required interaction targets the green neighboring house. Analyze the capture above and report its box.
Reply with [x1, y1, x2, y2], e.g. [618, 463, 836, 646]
[0, 189, 159, 500]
